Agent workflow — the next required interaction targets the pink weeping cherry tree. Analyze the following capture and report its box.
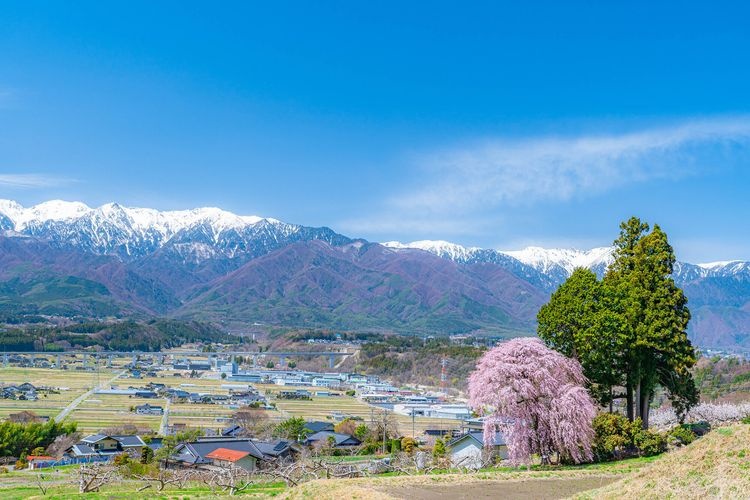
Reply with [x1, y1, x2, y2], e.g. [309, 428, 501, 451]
[468, 337, 596, 465]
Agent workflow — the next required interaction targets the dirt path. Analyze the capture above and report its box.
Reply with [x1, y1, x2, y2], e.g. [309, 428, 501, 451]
[381, 476, 618, 500]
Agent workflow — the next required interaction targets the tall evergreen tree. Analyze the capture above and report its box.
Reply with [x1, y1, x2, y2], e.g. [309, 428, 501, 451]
[605, 219, 696, 427]
[537, 217, 698, 428]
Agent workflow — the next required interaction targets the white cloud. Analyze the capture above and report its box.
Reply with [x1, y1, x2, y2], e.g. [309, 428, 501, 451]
[393, 117, 750, 213]
[0, 174, 74, 189]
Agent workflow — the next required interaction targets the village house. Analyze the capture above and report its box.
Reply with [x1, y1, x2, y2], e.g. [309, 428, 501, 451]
[1, 383, 38, 400]
[304, 431, 362, 449]
[135, 403, 164, 415]
[171, 437, 299, 467]
[205, 448, 258, 471]
[277, 390, 311, 400]
[27, 455, 56, 469]
[65, 434, 147, 460]
[304, 421, 335, 433]
[447, 431, 507, 469]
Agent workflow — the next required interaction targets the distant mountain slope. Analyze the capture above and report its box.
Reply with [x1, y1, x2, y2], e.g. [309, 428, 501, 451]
[389, 239, 750, 349]
[179, 240, 546, 335]
[0, 235, 178, 315]
[0, 199, 748, 348]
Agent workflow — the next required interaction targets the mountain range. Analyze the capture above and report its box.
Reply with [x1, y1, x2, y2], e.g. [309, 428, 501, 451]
[1, 199, 748, 350]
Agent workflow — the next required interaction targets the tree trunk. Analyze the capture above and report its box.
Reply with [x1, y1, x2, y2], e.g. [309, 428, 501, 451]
[626, 382, 634, 422]
[635, 380, 642, 422]
[640, 389, 651, 429]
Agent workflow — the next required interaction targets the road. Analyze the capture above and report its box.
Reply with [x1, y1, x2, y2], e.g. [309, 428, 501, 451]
[54, 369, 126, 423]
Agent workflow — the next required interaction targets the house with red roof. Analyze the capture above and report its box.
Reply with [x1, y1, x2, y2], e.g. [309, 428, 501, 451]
[205, 447, 257, 471]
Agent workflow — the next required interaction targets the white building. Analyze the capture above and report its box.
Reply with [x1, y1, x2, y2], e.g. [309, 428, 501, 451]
[448, 431, 507, 469]
[392, 403, 471, 420]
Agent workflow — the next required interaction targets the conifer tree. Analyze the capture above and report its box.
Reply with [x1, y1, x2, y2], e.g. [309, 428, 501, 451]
[537, 217, 698, 428]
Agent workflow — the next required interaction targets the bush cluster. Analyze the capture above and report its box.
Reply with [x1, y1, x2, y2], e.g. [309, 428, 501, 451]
[668, 425, 697, 446]
[593, 413, 669, 460]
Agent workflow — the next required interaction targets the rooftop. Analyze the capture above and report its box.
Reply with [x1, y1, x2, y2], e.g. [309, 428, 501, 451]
[205, 447, 251, 462]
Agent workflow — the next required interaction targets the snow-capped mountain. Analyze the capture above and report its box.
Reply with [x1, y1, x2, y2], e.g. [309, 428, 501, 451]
[501, 246, 615, 275]
[1, 199, 749, 349]
[383, 240, 556, 290]
[0, 199, 349, 262]
[385, 240, 616, 287]
[383, 240, 483, 262]
[383, 240, 750, 286]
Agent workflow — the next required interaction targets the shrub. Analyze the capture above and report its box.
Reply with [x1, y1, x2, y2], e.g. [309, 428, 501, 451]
[683, 420, 711, 436]
[113, 453, 130, 466]
[14, 458, 27, 470]
[742, 416, 750, 425]
[593, 413, 668, 460]
[345, 390, 356, 397]
[401, 437, 417, 454]
[633, 429, 667, 456]
[593, 413, 638, 460]
[140, 446, 154, 464]
[433, 438, 446, 458]
[390, 438, 401, 454]
[669, 425, 697, 446]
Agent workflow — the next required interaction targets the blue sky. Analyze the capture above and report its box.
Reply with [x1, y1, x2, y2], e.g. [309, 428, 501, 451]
[2, 1, 750, 262]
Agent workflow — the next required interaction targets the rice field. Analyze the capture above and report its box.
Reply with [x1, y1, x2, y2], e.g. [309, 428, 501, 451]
[1, 367, 463, 436]
[0, 366, 112, 421]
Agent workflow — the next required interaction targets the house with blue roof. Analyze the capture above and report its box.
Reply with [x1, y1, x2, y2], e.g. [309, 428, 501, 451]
[65, 434, 147, 460]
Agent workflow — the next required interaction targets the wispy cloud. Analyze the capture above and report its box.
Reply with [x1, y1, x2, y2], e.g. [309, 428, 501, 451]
[394, 117, 750, 213]
[0, 174, 75, 189]
[344, 117, 750, 239]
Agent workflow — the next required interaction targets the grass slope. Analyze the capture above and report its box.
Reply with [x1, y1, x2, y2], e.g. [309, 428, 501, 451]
[577, 424, 750, 499]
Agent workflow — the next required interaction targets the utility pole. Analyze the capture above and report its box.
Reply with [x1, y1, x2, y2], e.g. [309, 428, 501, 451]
[95, 355, 101, 388]
[382, 410, 388, 455]
[440, 357, 449, 392]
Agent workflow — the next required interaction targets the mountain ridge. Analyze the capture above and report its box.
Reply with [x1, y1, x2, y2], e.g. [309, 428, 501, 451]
[1, 199, 749, 349]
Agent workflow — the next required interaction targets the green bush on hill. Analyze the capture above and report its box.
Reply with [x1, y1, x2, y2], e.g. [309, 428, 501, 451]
[593, 413, 668, 461]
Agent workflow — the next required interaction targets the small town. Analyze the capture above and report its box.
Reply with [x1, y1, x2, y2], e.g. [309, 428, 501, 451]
[0, 343, 516, 496]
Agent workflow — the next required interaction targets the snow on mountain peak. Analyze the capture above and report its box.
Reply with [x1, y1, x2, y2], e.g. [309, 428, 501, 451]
[0, 199, 276, 233]
[499, 246, 614, 274]
[696, 260, 750, 276]
[0, 199, 289, 258]
[383, 240, 480, 260]
[383, 240, 617, 273]
[3, 200, 92, 228]
[697, 260, 743, 270]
